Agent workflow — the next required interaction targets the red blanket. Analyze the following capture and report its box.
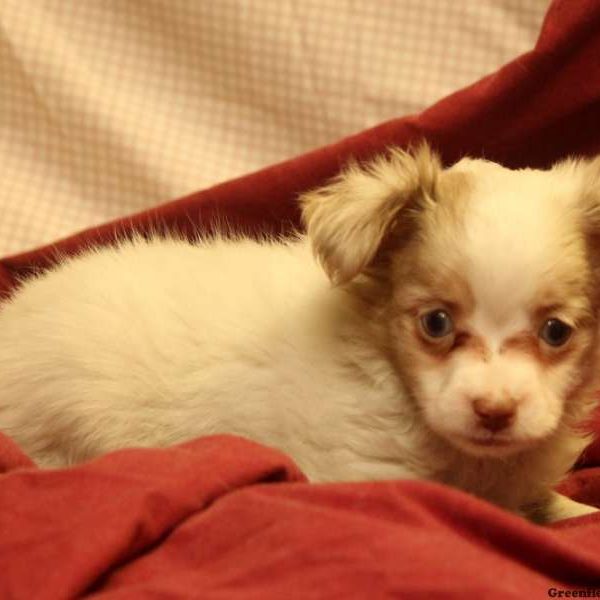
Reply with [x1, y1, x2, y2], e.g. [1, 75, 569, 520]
[1, 434, 599, 599]
[2, 0, 600, 596]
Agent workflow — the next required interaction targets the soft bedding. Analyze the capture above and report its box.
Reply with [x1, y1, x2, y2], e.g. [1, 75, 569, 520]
[0, 1, 548, 257]
[2, 0, 600, 597]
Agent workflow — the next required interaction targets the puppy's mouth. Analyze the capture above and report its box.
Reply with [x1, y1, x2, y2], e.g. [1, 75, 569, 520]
[451, 433, 532, 457]
[464, 436, 511, 447]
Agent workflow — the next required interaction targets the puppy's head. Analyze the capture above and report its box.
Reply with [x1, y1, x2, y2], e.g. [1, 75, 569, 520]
[302, 145, 600, 458]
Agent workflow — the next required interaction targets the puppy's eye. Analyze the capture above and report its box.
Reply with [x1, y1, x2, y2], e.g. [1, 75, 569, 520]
[421, 310, 454, 338]
[539, 318, 572, 347]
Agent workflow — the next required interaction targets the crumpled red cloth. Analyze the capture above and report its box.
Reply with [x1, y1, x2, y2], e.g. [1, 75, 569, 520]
[3, 0, 600, 596]
[0, 433, 599, 599]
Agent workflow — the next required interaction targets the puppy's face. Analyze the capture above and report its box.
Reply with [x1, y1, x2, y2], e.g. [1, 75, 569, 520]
[390, 159, 600, 457]
[303, 147, 600, 458]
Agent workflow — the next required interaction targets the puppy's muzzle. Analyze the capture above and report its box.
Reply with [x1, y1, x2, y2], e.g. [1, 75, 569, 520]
[472, 397, 517, 433]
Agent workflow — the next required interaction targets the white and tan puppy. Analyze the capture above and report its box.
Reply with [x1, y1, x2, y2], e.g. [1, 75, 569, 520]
[1, 145, 599, 522]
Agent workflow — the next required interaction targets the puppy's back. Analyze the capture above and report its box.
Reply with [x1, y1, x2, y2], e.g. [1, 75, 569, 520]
[0, 236, 342, 467]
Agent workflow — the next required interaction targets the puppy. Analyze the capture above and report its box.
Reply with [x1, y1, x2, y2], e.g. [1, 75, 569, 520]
[0, 144, 599, 523]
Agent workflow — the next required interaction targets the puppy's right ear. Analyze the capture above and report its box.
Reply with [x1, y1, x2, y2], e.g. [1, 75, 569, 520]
[300, 144, 441, 285]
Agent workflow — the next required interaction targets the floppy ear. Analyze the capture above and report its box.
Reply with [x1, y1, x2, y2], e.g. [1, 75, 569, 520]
[300, 143, 441, 285]
[556, 154, 600, 222]
[577, 156, 600, 278]
[577, 156, 600, 225]
[556, 155, 600, 246]
[554, 155, 600, 290]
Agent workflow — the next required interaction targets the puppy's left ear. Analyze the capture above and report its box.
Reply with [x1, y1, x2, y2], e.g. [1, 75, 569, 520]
[559, 155, 600, 285]
[301, 144, 441, 285]
[561, 155, 600, 244]
[578, 156, 600, 226]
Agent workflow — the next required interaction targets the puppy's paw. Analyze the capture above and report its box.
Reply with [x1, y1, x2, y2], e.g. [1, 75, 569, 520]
[529, 492, 599, 523]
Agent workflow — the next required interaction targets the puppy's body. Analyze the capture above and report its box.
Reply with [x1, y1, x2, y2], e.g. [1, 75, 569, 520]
[1, 147, 600, 522]
[0, 237, 417, 482]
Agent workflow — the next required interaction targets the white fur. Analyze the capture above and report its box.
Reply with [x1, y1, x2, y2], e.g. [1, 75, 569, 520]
[0, 148, 598, 523]
[0, 237, 420, 482]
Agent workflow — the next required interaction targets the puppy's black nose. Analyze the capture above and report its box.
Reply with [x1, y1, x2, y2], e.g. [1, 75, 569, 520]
[472, 398, 516, 433]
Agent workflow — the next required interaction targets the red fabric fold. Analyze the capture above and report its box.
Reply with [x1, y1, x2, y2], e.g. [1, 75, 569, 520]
[1, 433, 599, 599]
[2, 0, 600, 280]
[0, 435, 305, 598]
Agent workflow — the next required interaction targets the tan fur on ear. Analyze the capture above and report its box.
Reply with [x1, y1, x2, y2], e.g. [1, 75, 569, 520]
[301, 143, 441, 285]
[578, 157, 600, 303]
[554, 155, 600, 227]
[556, 155, 600, 267]
[577, 156, 600, 229]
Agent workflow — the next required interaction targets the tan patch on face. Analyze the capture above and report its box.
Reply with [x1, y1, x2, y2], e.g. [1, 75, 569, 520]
[452, 332, 488, 359]
[414, 329, 489, 363]
[514, 253, 596, 367]
[385, 172, 480, 370]
[530, 282, 593, 327]
[391, 168, 475, 296]
[435, 170, 473, 214]
[501, 331, 574, 367]
[391, 239, 477, 367]
[528, 216, 594, 313]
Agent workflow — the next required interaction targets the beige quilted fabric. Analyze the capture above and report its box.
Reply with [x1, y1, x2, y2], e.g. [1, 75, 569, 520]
[0, 1, 549, 256]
